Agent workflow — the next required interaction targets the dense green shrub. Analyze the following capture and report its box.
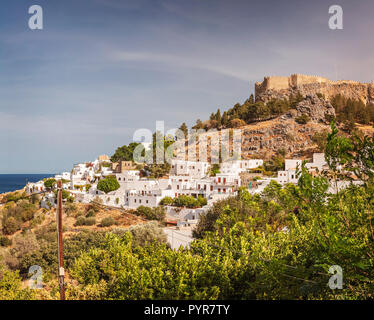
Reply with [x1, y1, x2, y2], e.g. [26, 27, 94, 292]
[295, 114, 310, 124]
[159, 197, 173, 206]
[127, 221, 167, 247]
[0, 267, 35, 300]
[75, 217, 86, 226]
[64, 203, 79, 217]
[100, 217, 115, 227]
[160, 195, 207, 208]
[135, 206, 165, 221]
[173, 195, 207, 208]
[0, 236, 12, 247]
[85, 217, 97, 226]
[2, 217, 20, 235]
[97, 177, 120, 194]
[3, 192, 27, 203]
[75, 216, 96, 226]
[85, 209, 96, 218]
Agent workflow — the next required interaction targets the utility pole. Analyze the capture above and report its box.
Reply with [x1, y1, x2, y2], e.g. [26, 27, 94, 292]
[56, 180, 65, 300]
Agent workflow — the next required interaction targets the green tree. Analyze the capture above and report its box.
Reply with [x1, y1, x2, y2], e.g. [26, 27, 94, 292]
[209, 164, 220, 176]
[97, 177, 120, 194]
[222, 112, 229, 128]
[216, 109, 222, 126]
[160, 196, 173, 206]
[111, 142, 140, 163]
[192, 119, 204, 130]
[44, 178, 56, 190]
[312, 129, 329, 152]
[178, 122, 188, 138]
[0, 267, 35, 300]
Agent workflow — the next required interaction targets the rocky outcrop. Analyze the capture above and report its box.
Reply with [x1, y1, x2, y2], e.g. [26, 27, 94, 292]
[181, 115, 331, 161]
[281, 94, 336, 124]
[239, 118, 329, 159]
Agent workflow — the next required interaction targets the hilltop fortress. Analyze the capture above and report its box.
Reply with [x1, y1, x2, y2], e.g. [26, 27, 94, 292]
[255, 74, 374, 104]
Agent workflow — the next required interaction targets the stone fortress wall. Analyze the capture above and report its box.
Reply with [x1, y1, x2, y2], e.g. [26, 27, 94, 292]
[255, 74, 374, 104]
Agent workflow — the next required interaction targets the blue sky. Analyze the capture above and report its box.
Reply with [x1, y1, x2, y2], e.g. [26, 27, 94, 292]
[0, 0, 373, 173]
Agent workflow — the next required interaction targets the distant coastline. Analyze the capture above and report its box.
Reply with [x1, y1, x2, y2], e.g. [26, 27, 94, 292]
[0, 174, 54, 194]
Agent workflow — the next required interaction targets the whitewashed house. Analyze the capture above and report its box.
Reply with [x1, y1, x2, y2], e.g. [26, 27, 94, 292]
[220, 159, 263, 175]
[170, 159, 210, 178]
[306, 153, 328, 171]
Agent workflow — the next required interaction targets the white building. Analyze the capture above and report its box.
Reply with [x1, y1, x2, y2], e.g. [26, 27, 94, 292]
[54, 172, 71, 181]
[277, 170, 298, 184]
[170, 159, 210, 178]
[306, 153, 327, 171]
[126, 188, 174, 209]
[26, 181, 46, 194]
[285, 159, 302, 171]
[220, 159, 263, 175]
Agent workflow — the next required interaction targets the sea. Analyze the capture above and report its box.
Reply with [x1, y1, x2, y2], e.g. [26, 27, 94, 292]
[0, 174, 55, 194]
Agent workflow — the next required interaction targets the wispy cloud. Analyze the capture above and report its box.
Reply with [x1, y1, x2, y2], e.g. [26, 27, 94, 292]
[110, 50, 254, 82]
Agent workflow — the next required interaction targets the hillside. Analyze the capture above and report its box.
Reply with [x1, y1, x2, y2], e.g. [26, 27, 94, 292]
[183, 94, 335, 161]
[183, 75, 374, 161]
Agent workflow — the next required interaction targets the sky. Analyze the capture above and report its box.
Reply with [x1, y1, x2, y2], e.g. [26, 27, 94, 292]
[0, 0, 373, 173]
